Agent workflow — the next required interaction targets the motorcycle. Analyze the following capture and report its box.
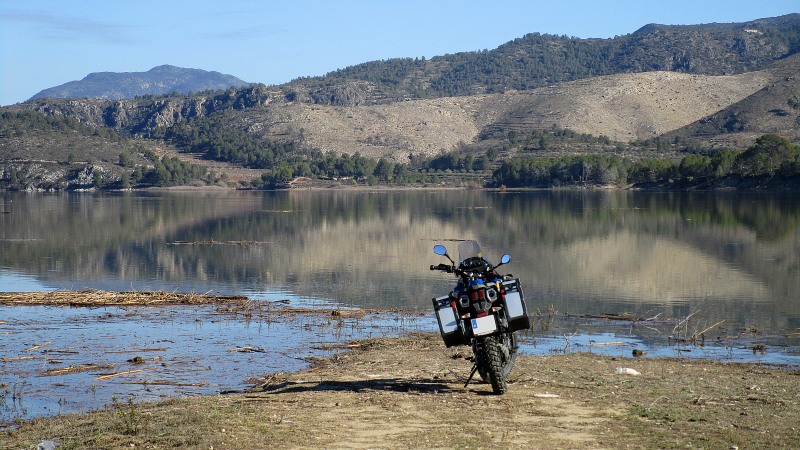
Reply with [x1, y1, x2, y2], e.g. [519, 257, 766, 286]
[430, 240, 530, 394]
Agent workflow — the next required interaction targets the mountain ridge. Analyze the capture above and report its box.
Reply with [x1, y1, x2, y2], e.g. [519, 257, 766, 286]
[285, 13, 800, 104]
[3, 14, 800, 190]
[30, 65, 249, 101]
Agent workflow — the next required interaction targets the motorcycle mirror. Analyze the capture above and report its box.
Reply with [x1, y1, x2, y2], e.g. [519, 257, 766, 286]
[500, 254, 511, 264]
[433, 244, 454, 264]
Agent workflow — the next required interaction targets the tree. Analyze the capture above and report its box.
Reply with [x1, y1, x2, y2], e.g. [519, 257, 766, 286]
[473, 155, 489, 171]
[710, 149, 738, 176]
[92, 169, 105, 188]
[735, 134, 794, 177]
[118, 153, 134, 168]
[392, 163, 409, 181]
[679, 154, 712, 178]
[373, 158, 394, 181]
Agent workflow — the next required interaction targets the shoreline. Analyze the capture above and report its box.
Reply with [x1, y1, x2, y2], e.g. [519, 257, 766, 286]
[2, 332, 799, 448]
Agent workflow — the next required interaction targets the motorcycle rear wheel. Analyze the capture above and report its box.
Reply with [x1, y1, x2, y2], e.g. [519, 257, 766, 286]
[477, 332, 517, 384]
[475, 335, 508, 394]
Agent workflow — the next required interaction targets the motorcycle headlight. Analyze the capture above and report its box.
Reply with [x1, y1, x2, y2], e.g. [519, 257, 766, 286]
[458, 295, 470, 308]
[485, 288, 498, 302]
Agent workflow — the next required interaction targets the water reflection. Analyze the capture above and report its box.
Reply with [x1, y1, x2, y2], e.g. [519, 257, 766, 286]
[2, 189, 799, 422]
[1, 190, 798, 331]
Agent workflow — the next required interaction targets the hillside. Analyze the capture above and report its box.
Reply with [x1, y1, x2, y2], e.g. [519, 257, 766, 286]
[210, 69, 765, 164]
[663, 53, 800, 149]
[30, 65, 249, 101]
[284, 67, 781, 159]
[8, 55, 794, 161]
[286, 13, 800, 104]
[3, 14, 800, 190]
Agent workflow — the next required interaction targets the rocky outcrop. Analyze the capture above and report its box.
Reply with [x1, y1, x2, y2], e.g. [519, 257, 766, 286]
[13, 84, 282, 135]
[0, 161, 120, 192]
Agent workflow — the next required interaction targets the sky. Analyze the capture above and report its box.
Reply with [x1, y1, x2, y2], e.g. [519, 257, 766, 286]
[1, 0, 798, 106]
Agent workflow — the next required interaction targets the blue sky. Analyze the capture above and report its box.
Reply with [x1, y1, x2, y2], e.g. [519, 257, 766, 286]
[1, 0, 798, 106]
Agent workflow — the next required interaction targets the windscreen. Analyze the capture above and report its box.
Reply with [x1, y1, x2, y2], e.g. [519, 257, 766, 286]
[457, 240, 482, 262]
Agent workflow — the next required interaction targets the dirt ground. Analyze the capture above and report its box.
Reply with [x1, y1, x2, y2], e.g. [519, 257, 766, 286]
[2, 331, 799, 449]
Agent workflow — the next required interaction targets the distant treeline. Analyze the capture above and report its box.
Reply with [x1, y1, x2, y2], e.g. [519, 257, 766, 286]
[491, 134, 800, 188]
[0, 111, 123, 142]
[155, 113, 483, 188]
[154, 114, 297, 169]
[307, 17, 800, 100]
[124, 149, 209, 188]
[3, 109, 799, 191]
[0, 111, 212, 190]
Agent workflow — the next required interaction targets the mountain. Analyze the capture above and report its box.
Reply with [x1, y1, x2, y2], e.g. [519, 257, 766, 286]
[11, 52, 797, 158]
[662, 53, 800, 149]
[3, 15, 800, 191]
[283, 13, 800, 105]
[29, 65, 250, 101]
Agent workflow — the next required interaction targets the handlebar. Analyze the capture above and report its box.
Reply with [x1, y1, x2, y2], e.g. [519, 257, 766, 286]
[430, 263, 453, 273]
[432, 262, 508, 282]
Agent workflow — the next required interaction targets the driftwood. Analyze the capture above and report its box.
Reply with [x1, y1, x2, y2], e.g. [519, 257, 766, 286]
[588, 341, 627, 347]
[0, 356, 35, 363]
[168, 239, 271, 246]
[228, 346, 266, 353]
[0, 290, 250, 307]
[23, 341, 52, 352]
[41, 364, 114, 376]
[569, 313, 644, 322]
[95, 369, 146, 381]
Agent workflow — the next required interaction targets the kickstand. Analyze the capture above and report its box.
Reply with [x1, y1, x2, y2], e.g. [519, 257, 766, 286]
[464, 363, 478, 388]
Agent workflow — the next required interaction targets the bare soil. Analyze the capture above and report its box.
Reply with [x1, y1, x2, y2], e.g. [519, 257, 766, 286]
[240, 69, 775, 162]
[2, 331, 798, 449]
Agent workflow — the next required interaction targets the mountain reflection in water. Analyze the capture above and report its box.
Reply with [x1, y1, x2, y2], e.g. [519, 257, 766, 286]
[2, 189, 799, 422]
[1, 189, 798, 333]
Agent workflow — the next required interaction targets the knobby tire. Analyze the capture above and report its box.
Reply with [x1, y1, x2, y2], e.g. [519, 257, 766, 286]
[476, 335, 508, 394]
[477, 331, 517, 384]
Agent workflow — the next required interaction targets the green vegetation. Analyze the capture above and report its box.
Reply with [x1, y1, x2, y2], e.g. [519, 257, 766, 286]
[304, 15, 800, 101]
[0, 111, 211, 190]
[133, 149, 209, 188]
[155, 114, 297, 169]
[129, 102, 800, 190]
[3, 106, 798, 191]
[155, 111, 488, 188]
[0, 111, 123, 142]
[491, 134, 800, 188]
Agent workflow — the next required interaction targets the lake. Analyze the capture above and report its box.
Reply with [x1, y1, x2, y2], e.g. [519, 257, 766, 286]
[1, 189, 799, 422]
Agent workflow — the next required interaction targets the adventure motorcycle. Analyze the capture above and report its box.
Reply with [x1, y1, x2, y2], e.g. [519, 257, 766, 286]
[430, 240, 530, 394]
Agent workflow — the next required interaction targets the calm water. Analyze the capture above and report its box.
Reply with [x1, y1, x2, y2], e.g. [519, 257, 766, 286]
[1, 189, 799, 421]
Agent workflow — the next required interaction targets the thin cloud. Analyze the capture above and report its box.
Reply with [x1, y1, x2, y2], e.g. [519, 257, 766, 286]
[201, 24, 287, 41]
[2, 10, 137, 44]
